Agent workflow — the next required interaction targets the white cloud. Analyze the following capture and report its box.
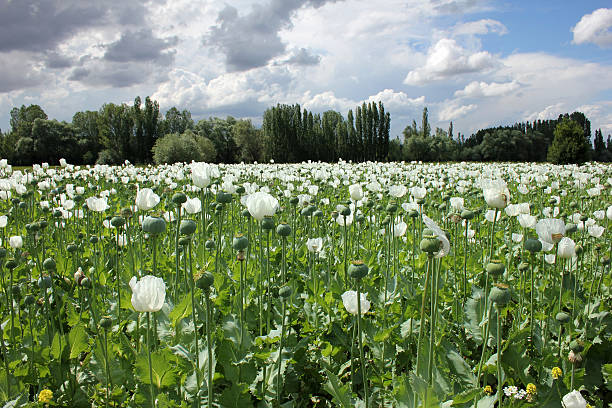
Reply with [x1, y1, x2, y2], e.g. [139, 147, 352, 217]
[525, 103, 565, 122]
[403, 38, 497, 85]
[438, 101, 477, 121]
[572, 8, 612, 48]
[367, 89, 425, 110]
[454, 80, 520, 98]
[453, 19, 508, 36]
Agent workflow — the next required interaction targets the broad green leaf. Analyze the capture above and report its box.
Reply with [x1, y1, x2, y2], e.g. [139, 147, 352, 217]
[68, 324, 89, 359]
[135, 349, 177, 389]
[324, 369, 353, 408]
[168, 293, 192, 327]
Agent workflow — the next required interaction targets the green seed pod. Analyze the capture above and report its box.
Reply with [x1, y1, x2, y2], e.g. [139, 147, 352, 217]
[489, 284, 510, 306]
[236, 186, 245, 194]
[289, 197, 299, 206]
[241, 209, 251, 218]
[524, 238, 542, 253]
[408, 209, 419, 218]
[142, 216, 166, 234]
[518, 262, 529, 272]
[382, 216, 391, 225]
[18, 202, 27, 210]
[24, 294, 36, 306]
[276, 223, 292, 237]
[486, 260, 505, 277]
[205, 239, 216, 250]
[460, 209, 475, 220]
[565, 223, 577, 234]
[53, 209, 63, 218]
[555, 312, 570, 324]
[261, 216, 275, 230]
[300, 207, 312, 217]
[579, 214, 588, 222]
[569, 339, 584, 353]
[376, 204, 384, 212]
[178, 236, 190, 247]
[196, 271, 214, 290]
[366, 200, 374, 208]
[172, 192, 188, 205]
[331, 210, 339, 219]
[5, 258, 18, 269]
[43, 258, 56, 271]
[121, 207, 133, 218]
[99, 317, 112, 330]
[355, 214, 365, 223]
[0, 248, 6, 259]
[420, 237, 441, 254]
[215, 203, 224, 213]
[110, 216, 125, 228]
[348, 260, 369, 279]
[338, 205, 351, 217]
[67, 244, 78, 253]
[386, 201, 398, 213]
[89, 235, 99, 244]
[37, 276, 52, 289]
[39, 220, 48, 229]
[233, 234, 249, 251]
[313, 210, 323, 218]
[179, 219, 197, 236]
[216, 191, 233, 204]
[416, 198, 425, 205]
[279, 285, 292, 299]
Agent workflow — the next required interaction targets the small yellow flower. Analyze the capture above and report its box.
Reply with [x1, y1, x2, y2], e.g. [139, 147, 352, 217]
[586, 404, 593, 408]
[484, 385, 493, 395]
[552, 366, 562, 379]
[526, 383, 537, 394]
[38, 389, 53, 403]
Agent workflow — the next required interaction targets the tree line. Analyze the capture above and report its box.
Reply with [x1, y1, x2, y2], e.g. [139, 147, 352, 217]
[0, 97, 608, 165]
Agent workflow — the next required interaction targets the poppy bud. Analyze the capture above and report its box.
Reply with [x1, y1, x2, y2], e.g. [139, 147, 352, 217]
[261, 216, 275, 230]
[276, 223, 292, 237]
[110, 216, 125, 228]
[486, 260, 505, 277]
[569, 339, 584, 353]
[196, 271, 214, 290]
[289, 197, 299, 206]
[205, 239, 215, 250]
[565, 224, 577, 234]
[232, 235, 249, 251]
[216, 191, 232, 204]
[38, 276, 52, 289]
[524, 238, 542, 253]
[555, 312, 570, 324]
[179, 219, 197, 236]
[241, 209, 251, 218]
[99, 317, 112, 330]
[489, 283, 510, 306]
[460, 210, 474, 220]
[5, 258, 17, 269]
[235, 186, 245, 194]
[348, 260, 369, 279]
[279, 285, 292, 299]
[178, 236, 190, 247]
[172, 192, 187, 205]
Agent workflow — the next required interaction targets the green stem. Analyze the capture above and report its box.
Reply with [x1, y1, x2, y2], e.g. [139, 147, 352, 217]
[357, 280, 369, 408]
[146, 312, 155, 408]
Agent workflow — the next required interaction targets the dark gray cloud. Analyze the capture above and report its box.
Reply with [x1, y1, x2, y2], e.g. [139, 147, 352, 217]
[45, 52, 73, 69]
[206, 0, 340, 71]
[284, 48, 321, 66]
[104, 29, 178, 65]
[0, 0, 148, 53]
[0, 52, 46, 92]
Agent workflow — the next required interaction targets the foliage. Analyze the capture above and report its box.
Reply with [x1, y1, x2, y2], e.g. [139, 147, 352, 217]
[547, 118, 592, 164]
[152, 130, 217, 164]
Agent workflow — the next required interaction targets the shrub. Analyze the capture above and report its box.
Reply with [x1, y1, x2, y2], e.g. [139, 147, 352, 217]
[153, 131, 217, 164]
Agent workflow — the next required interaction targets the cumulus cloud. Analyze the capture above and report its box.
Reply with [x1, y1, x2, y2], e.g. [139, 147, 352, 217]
[205, 0, 341, 71]
[454, 80, 520, 98]
[0, 51, 47, 92]
[453, 19, 508, 36]
[367, 89, 425, 110]
[403, 38, 497, 85]
[104, 29, 178, 65]
[282, 48, 321, 66]
[572, 8, 612, 48]
[525, 102, 565, 121]
[438, 101, 477, 121]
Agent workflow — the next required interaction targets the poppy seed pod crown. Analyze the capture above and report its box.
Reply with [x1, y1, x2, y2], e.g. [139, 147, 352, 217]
[486, 260, 505, 277]
[276, 223, 292, 237]
[232, 234, 249, 251]
[348, 260, 369, 279]
[142, 216, 166, 234]
[489, 283, 510, 306]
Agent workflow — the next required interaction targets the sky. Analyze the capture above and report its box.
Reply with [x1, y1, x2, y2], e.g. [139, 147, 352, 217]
[0, 0, 611, 140]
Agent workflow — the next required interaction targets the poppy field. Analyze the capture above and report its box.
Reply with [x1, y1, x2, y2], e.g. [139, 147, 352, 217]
[0, 160, 610, 407]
